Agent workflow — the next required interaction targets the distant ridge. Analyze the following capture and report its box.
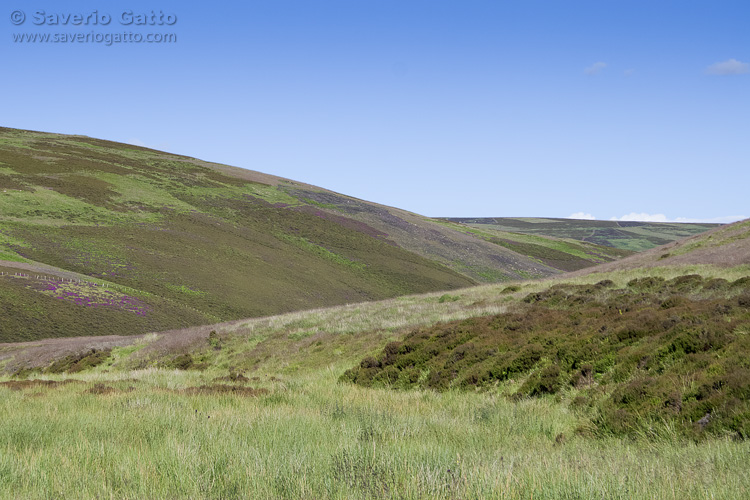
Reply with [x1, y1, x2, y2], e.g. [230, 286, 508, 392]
[445, 217, 719, 251]
[569, 218, 750, 276]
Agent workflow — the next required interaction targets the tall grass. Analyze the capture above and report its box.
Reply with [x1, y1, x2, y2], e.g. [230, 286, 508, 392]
[1, 367, 749, 499]
[3, 264, 750, 497]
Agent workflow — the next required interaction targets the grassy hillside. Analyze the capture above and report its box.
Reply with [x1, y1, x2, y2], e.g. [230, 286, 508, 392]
[1, 216, 750, 497]
[4, 126, 747, 497]
[0, 127, 639, 342]
[343, 274, 750, 439]
[1, 127, 590, 342]
[4, 263, 750, 439]
[569, 218, 750, 275]
[434, 219, 634, 271]
[2, 262, 750, 498]
[446, 217, 719, 251]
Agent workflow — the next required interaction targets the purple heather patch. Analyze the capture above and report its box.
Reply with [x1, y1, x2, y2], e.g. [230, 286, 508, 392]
[29, 279, 151, 316]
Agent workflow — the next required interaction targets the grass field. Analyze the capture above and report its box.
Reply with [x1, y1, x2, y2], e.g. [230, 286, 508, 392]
[3, 366, 750, 499]
[2, 263, 750, 498]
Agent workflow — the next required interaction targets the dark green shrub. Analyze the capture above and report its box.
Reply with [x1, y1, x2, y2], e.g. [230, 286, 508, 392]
[661, 296, 688, 309]
[571, 364, 594, 388]
[438, 294, 460, 303]
[615, 327, 648, 343]
[627, 276, 665, 292]
[382, 342, 403, 366]
[360, 356, 380, 369]
[522, 292, 542, 304]
[399, 367, 421, 386]
[704, 278, 729, 291]
[491, 343, 544, 381]
[614, 377, 655, 406]
[372, 366, 399, 386]
[671, 333, 701, 355]
[730, 276, 750, 289]
[343, 280, 750, 438]
[668, 274, 704, 292]
[208, 330, 222, 350]
[426, 369, 450, 390]
[520, 364, 562, 396]
[169, 353, 195, 370]
[46, 349, 112, 374]
[460, 367, 491, 388]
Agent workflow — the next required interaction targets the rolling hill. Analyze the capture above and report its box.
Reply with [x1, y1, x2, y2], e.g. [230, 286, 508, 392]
[0, 127, 632, 342]
[2, 217, 748, 441]
[0, 130, 743, 498]
[445, 217, 719, 251]
[570, 217, 750, 274]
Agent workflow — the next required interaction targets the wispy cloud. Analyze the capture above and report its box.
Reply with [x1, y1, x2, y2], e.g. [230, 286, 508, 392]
[584, 62, 607, 75]
[567, 212, 596, 220]
[610, 213, 747, 224]
[623, 68, 635, 77]
[705, 59, 749, 75]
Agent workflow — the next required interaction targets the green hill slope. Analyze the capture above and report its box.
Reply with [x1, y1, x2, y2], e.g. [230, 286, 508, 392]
[339, 219, 750, 438]
[0, 128, 472, 341]
[570, 218, 750, 275]
[1, 217, 749, 438]
[0, 204, 748, 500]
[434, 219, 634, 272]
[446, 217, 719, 251]
[0, 127, 630, 342]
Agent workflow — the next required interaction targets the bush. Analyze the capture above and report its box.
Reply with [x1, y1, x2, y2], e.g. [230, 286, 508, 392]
[360, 356, 380, 369]
[169, 353, 195, 370]
[343, 278, 750, 438]
[438, 294, 460, 303]
[46, 349, 112, 374]
[208, 330, 222, 350]
[520, 364, 562, 396]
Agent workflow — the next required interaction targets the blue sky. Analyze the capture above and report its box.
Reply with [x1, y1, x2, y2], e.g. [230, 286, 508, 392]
[3, 1, 748, 221]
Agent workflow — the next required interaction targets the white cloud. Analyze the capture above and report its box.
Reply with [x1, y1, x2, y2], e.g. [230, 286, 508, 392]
[623, 68, 635, 77]
[611, 212, 669, 222]
[611, 213, 747, 224]
[584, 62, 607, 75]
[567, 212, 596, 220]
[706, 59, 750, 75]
